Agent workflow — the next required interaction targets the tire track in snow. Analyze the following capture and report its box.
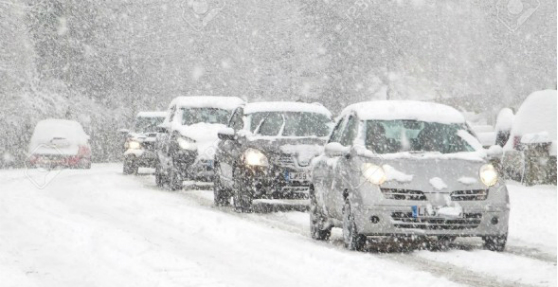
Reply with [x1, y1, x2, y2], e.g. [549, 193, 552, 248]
[172, 185, 550, 287]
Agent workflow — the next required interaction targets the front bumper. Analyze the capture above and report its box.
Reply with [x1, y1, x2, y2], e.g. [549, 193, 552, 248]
[238, 165, 312, 199]
[353, 182, 510, 237]
[124, 149, 158, 167]
[355, 204, 509, 237]
[186, 159, 215, 181]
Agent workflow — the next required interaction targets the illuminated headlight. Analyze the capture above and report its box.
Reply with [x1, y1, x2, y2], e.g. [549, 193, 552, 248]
[177, 137, 197, 151]
[127, 141, 142, 150]
[361, 163, 386, 185]
[480, 164, 498, 187]
[243, 148, 268, 167]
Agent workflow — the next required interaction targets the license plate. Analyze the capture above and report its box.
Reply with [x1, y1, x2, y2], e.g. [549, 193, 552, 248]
[411, 205, 434, 218]
[285, 171, 309, 182]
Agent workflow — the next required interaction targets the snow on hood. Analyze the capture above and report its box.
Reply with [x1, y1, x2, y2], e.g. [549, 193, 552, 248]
[383, 164, 413, 183]
[280, 144, 324, 166]
[177, 123, 226, 159]
[369, 156, 488, 194]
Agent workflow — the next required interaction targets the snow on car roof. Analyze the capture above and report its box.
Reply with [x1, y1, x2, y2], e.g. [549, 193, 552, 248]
[29, 119, 89, 151]
[137, 111, 166, 118]
[341, 100, 465, 124]
[243, 102, 332, 117]
[504, 90, 557, 149]
[169, 96, 244, 110]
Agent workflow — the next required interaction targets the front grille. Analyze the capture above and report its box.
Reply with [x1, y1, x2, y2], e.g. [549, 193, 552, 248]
[275, 154, 295, 167]
[281, 185, 310, 194]
[380, 188, 427, 201]
[451, 189, 488, 201]
[143, 141, 156, 151]
[391, 212, 482, 230]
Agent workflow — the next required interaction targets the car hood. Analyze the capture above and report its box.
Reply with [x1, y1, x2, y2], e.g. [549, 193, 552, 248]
[247, 137, 326, 166]
[177, 123, 227, 159]
[365, 156, 489, 193]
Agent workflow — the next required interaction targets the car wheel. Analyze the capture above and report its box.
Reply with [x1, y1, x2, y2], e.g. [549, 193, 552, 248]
[233, 174, 252, 213]
[342, 200, 366, 251]
[155, 163, 167, 188]
[169, 167, 182, 191]
[309, 186, 331, 241]
[213, 168, 230, 206]
[123, 159, 138, 175]
[483, 234, 507, 252]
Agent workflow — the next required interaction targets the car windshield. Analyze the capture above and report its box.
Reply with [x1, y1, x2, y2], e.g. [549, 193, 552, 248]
[181, 108, 231, 125]
[365, 120, 475, 154]
[134, 116, 165, 133]
[251, 112, 332, 137]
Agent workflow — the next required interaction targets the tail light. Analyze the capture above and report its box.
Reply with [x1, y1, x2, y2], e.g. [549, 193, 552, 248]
[512, 136, 522, 150]
[78, 145, 91, 156]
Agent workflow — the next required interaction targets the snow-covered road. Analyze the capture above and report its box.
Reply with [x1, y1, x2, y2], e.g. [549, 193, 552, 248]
[0, 164, 556, 287]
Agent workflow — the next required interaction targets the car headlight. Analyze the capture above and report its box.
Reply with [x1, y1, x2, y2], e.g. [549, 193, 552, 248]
[127, 141, 142, 150]
[480, 163, 498, 187]
[177, 137, 197, 151]
[243, 148, 268, 167]
[361, 163, 386, 185]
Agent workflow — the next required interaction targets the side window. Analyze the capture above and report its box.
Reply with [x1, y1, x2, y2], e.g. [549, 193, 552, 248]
[228, 108, 244, 131]
[339, 116, 358, 146]
[328, 117, 346, 143]
[257, 113, 284, 136]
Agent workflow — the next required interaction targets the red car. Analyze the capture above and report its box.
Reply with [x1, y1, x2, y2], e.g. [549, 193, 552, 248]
[28, 119, 92, 169]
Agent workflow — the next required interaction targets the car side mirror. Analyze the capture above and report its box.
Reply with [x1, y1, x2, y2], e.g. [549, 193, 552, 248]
[218, 127, 236, 141]
[486, 145, 503, 159]
[324, 142, 349, 157]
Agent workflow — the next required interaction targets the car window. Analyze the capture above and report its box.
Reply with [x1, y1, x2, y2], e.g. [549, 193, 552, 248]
[228, 108, 244, 130]
[328, 117, 347, 143]
[339, 115, 357, 146]
[364, 120, 475, 154]
[257, 113, 284, 136]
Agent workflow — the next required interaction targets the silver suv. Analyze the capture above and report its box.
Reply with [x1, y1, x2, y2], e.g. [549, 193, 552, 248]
[310, 101, 509, 251]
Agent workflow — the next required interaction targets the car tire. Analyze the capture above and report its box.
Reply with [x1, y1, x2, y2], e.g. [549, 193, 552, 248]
[123, 159, 138, 175]
[155, 163, 167, 188]
[342, 200, 366, 251]
[213, 167, 231, 206]
[169, 167, 182, 191]
[233, 174, 252, 213]
[309, 185, 331, 241]
[483, 234, 507, 252]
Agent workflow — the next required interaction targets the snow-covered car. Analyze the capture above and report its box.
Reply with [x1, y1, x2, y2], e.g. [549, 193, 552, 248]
[214, 102, 333, 211]
[502, 90, 557, 185]
[310, 101, 509, 251]
[122, 111, 166, 174]
[155, 96, 245, 190]
[471, 124, 495, 148]
[28, 119, 91, 169]
[494, 108, 514, 147]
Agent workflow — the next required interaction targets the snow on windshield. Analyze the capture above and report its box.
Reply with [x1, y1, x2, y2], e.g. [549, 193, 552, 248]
[251, 112, 332, 138]
[364, 120, 476, 154]
[181, 107, 231, 126]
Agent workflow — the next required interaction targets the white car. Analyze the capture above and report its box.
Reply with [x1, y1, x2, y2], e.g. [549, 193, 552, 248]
[155, 96, 245, 190]
[311, 101, 508, 251]
[28, 119, 91, 169]
[503, 90, 557, 185]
